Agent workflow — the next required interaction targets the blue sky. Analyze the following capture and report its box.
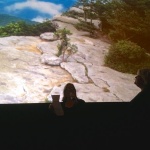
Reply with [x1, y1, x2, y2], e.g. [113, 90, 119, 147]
[0, 0, 77, 22]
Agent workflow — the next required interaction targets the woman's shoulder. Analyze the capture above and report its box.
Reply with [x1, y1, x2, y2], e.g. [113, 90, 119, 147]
[77, 98, 85, 104]
[131, 86, 150, 103]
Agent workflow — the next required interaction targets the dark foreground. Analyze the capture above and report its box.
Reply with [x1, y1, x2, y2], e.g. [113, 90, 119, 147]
[0, 102, 149, 149]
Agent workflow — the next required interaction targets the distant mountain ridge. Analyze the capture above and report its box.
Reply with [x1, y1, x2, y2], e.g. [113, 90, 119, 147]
[0, 14, 38, 26]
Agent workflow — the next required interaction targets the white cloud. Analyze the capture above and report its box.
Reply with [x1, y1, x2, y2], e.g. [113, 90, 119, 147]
[5, 0, 63, 16]
[31, 16, 47, 23]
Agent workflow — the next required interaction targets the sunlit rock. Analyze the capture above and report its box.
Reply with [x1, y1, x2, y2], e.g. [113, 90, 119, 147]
[52, 15, 80, 25]
[40, 32, 58, 41]
[61, 62, 89, 83]
[69, 7, 84, 14]
[0, 37, 73, 103]
[41, 54, 62, 66]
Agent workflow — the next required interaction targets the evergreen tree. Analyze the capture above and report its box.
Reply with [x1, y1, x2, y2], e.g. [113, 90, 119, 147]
[75, 0, 89, 21]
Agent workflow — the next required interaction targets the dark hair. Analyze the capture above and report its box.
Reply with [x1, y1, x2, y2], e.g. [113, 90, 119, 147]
[62, 83, 77, 102]
[137, 69, 150, 85]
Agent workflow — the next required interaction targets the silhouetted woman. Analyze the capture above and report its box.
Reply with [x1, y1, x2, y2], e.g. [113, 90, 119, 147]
[131, 68, 150, 107]
[49, 83, 85, 116]
[62, 83, 85, 109]
[129, 69, 150, 122]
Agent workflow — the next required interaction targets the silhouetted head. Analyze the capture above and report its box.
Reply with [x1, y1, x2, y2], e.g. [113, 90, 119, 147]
[135, 69, 150, 90]
[62, 83, 77, 102]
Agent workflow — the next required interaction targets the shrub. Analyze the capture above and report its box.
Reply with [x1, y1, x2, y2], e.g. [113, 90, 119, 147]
[108, 30, 124, 42]
[104, 40, 150, 74]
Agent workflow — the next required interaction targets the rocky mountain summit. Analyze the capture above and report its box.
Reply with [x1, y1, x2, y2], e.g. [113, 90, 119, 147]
[0, 9, 140, 103]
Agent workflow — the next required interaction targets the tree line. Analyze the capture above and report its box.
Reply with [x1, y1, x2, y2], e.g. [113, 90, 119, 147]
[0, 20, 57, 37]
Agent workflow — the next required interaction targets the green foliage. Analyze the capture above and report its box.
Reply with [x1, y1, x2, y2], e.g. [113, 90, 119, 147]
[75, 20, 97, 37]
[0, 20, 56, 37]
[76, 0, 150, 43]
[54, 28, 78, 61]
[54, 28, 72, 39]
[123, 0, 150, 16]
[32, 20, 57, 35]
[91, 0, 150, 51]
[105, 40, 150, 74]
[62, 10, 84, 19]
[105, 2, 149, 41]
[75, 0, 98, 23]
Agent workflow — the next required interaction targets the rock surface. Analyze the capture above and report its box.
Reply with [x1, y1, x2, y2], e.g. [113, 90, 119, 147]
[0, 36, 73, 103]
[40, 32, 58, 41]
[69, 7, 84, 14]
[0, 15, 140, 103]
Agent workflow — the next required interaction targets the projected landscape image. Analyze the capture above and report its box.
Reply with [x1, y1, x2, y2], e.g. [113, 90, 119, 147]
[0, 0, 150, 103]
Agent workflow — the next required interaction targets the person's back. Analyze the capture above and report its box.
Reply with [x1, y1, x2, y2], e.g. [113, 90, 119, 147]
[128, 69, 150, 133]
